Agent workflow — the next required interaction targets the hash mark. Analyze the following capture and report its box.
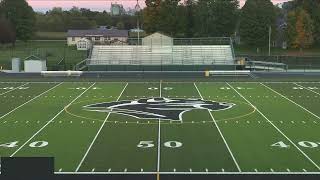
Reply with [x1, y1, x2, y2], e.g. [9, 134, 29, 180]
[303, 169, 307, 172]
[221, 168, 225, 172]
[205, 168, 208, 172]
[108, 168, 111, 172]
[91, 168, 95, 172]
[270, 168, 274, 172]
[59, 168, 62, 172]
[286, 168, 291, 172]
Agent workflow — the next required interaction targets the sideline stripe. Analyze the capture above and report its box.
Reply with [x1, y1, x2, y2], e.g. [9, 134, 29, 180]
[194, 83, 242, 172]
[75, 83, 128, 172]
[10, 83, 96, 157]
[261, 83, 320, 120]
[56, 171, 320, 175]
[227, 82, 320, 171]
[293, 83, 320, 96]
[0, 83, 63, 121]
[0, 83, 29, 96]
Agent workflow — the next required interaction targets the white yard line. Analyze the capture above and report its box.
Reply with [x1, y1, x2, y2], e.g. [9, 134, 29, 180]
[0, 83, 29, 96]
[10, 83, 96, 157]
[227, 82, 320, 171]
[261, 83, 320, 120]
[293, 83, 320, 96]
[0, 82, 63, 120]
[194, 83, 242, 172]
[157, 81, 162, 173]
[75, 83, 128, 172]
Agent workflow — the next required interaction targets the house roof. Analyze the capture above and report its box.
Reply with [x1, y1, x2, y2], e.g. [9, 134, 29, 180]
[67, 29, 129, 37]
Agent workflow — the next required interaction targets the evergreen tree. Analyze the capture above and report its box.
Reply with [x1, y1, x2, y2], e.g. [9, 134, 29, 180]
[0, 0, 35, 42]
[239, 0, 276, 46]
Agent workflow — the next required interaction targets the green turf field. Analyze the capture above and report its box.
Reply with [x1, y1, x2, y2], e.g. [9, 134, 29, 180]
[0, 81, 320, 175]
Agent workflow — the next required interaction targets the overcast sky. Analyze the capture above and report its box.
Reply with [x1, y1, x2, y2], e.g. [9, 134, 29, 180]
[27, 0, 290, 12]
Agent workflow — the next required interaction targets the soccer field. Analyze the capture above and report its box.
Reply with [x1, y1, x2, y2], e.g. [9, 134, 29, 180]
[1, 81, 320, 175]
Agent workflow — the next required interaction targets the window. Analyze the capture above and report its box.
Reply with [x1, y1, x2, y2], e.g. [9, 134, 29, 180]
[72, 37, 75, 41]
[95, 37, 100, 41]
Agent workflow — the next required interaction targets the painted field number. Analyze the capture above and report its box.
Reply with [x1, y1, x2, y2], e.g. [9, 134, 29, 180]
[0, 141, 48, 148]
[271, 141, 320, 149]
[137, 141, 182, 149]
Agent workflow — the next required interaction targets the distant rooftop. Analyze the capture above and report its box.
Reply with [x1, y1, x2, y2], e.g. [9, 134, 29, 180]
[67, 28, 129, 37]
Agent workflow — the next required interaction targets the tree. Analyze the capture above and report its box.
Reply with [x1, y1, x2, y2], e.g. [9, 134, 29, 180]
[0, 17, 16, 46]
[143, 0, 162, 33]
[185, 0, 194, 37]
[287, 9, 314, 49]
[0, 0, 35, 42]
[239, 0, 276, 47]
[292, 0, 320, 45]
[194, 0, 239, 37]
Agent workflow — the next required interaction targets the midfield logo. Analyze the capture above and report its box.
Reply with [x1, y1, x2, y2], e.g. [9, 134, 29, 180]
[83, 98, 235, 121]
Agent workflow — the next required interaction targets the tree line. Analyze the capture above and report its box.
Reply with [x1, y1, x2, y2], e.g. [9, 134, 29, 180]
[0, 0, 320, 49]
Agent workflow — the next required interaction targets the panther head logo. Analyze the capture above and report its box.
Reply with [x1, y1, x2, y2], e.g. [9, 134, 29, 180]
[83, 98, 235, 121]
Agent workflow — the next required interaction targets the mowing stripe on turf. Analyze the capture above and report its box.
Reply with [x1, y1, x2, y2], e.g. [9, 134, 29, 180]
[9, 83, 96, 157]
[227, 82, 320, 171]
[194, 83, 242, 172]
[261, 83, 320, 120]
[293, 83, 320, 96]
[0, 82, 62, 121]
[0, 83, 29, 96]
[75, 83, 128, 172]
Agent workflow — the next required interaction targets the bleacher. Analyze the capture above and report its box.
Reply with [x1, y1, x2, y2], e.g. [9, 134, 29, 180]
[88, 45, 234, 66]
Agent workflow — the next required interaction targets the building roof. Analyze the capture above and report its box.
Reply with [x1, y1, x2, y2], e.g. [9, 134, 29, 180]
[67, 29, 129, 37]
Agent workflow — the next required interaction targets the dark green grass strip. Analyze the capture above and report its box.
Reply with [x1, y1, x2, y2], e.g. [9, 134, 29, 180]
[78, 83, 159, 172]
[13, 83, 126, 172]
[266, 83, 320, 117]
[160, 82, 239, 172]
[0, 83, 58, 116]
[228, 82, 320, 172]
[0, 83, 93, 157]
[197, 82, 319, 172]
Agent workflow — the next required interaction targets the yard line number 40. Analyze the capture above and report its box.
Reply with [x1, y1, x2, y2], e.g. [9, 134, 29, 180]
[0, 141, 48, 148]
[271, 141, 320, 148]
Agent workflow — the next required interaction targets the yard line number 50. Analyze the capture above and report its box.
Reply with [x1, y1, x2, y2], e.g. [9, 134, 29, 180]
[137, 141, 182, 148]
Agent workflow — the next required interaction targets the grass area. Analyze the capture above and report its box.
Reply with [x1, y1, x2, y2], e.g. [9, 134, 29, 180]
[0, 81, 320, 174]
[0, 41, 87, 70]
[33, 32, 67, 40]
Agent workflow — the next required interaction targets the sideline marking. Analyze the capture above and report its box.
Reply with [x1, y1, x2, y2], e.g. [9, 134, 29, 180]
[227, 83, 320, 171]
[194, 83, 242, 172]
[55, 171, 320, 175]
[0, 83, 29, 96]
[261, 83, 320, 120]
[10, 83, 96, 157]
[75, 83, 128, 172]
[0, 83, 63, 121]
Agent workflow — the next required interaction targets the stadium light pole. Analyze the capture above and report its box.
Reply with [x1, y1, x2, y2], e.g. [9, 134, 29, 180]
[269, 26, 272, 56]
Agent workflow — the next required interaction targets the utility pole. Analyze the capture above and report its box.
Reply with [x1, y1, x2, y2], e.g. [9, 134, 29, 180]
[135, 0, 141, 45]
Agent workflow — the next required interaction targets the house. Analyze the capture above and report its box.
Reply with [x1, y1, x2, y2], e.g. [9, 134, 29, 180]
[67, 27, 129, 46]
